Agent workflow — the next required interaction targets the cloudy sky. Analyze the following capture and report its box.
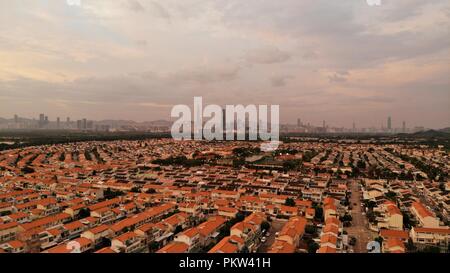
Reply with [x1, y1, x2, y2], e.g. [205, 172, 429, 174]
[0, 0, 449, 128]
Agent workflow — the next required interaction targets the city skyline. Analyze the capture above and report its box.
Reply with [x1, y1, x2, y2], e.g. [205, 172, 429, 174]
[0, 1, 449, 129]
[0, 112, 435, 133]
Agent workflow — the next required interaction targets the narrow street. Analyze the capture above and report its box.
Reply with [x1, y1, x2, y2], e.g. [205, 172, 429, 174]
[346, 180, 371, 253]
[257, 219, 285, 253]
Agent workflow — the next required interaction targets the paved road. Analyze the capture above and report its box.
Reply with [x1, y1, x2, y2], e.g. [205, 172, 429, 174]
[257, 219, 286, 253]
[346, 180, 371, 253]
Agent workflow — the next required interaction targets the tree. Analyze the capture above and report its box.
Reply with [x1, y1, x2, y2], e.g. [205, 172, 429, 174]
[285, 198, 296, 207]
[78, 208, 91, 219]
[406, 239, 416, 252]
[314, 206, 324, 221]
[305, 225, 317, 235]
[374, 236, 383, 245]
[340, 213, 353, 223]
[104, 188, 125, 199]
[240, 246, 250, 253]
[149, 241, 160, 252]
[356, 160, 366, 169]
[307, 240, 319, 253]
[174, 225, 183, 234]
[420, 246, 440, 253]
[260, 221, 270, 232]
[385, 191, 397, 201]
[130, 187, 141, 193]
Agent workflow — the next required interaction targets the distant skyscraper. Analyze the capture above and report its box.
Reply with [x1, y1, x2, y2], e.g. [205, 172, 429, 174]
[87, 120, 93, 130]
[66, 117, 70, 123]
[297, 118, 302, 127]
[222, 108, 226, 133]
[39, 113, 45, 128]
[77, 120, 82, 130]
[402, 121, 406, 133]
[352, 122, 356, 132]
[82, 118, 87, 129]
[56, 117, 60, 129]
[387, 116, 392, 131]
[14, 114, 18, 123]
[323, 120, 326, 128]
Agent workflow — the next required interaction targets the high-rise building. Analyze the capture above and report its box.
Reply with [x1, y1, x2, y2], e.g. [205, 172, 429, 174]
[14, 114, 18, 123]
[352, 122, 356, 132]
[387, 116, 392, 131]
[297, 118, 302, 127]
[56, 117, 60, 129]
[402, 121, 406, 133]
[222, 108, 226, 133]
[39, 114, 45, 128]
[82, 118, 87, 130]
[87, 120, 94, 130]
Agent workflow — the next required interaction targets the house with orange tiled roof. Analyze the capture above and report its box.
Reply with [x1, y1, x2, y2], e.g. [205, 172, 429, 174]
[379, 229, 409, 242]
[322, 223, 339, 237]
[0, 239, 26, 253]
[87, 197, 121, 212]
[19, 213, 72, 232]
[174, 216, 227, 252]
[91, 207, 116, 224]
[208, 235, 244, 253]
[317, 245, 337, 253]
[374, 201, 403, 230]
[109, 203, 176, 236]
[211, 190, 240, 201]
[43, 237, 93, 253]
[218, 206, 239, 218]
[320, 234, 338, 249]
[38, 228, 63, 251]
[1, 212, 30, 224]
[410, 226, 450, 246]
[63, 203, 86, 218]
[276, 216, 307, 248]
[305, 208, 315, 220]
[162, 212, 189, 231]
[111, 231, 147, 253]
[174, 227, 201, 252]
[267, 239, 295, 253]
[230, 212, 266, 251]
[323, 197, 338, 221]
[279, 205, 299, 217]
[383, 238, 405, 253]
[410, 201, 439, 228]
[178, 202, 202, 215]
[156, 241, 189, 253]
[95, 246, 117, 253]
[197, 216, 227, 247]
[63, 220, 87, 240]
[81, 224, 111, 246]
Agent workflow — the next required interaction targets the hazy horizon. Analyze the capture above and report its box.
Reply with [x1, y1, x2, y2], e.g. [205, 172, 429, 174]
[1, 0, 449, 129]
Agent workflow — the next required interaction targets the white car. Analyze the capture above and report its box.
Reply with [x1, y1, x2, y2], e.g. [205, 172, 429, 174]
[261, 237, 267, 243]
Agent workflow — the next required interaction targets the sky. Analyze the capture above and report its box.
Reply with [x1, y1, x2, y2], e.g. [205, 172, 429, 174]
[0, 0, 449, 129]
